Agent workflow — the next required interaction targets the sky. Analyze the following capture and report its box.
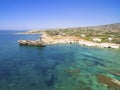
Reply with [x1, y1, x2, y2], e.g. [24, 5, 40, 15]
[0, 0, 120, 30]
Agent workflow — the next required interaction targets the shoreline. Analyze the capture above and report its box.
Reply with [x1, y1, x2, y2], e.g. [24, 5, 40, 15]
[40, 32, 120, 49]
[17, 31, 120, 49]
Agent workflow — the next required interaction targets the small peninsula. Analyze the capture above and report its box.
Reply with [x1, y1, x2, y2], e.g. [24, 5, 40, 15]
[17, 23, 120, 49]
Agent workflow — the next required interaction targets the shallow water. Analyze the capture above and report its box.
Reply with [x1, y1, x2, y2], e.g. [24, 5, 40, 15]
[0, 30, 120, 90]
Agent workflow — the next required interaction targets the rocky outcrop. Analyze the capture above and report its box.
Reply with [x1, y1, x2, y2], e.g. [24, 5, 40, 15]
[18, 40, 46, 47]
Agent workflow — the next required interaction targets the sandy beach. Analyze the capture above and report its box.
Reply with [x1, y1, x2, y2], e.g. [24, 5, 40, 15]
[40, 32, 120, 49]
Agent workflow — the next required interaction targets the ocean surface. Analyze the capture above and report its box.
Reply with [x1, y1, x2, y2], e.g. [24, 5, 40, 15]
[0, 30, 120, 90]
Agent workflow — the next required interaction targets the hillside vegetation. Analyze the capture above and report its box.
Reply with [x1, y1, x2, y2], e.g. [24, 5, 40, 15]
[45, 23, 120, 44]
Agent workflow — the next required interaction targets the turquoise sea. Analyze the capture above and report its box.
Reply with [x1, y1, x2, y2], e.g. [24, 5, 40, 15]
[0, 30, 120, 90]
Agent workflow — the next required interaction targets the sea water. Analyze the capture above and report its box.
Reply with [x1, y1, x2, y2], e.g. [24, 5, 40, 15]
[0, 30, 120, 90]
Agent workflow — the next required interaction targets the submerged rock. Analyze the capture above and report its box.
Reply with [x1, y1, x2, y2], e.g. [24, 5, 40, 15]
[96, 74, 120, 90]
[45, 74, 54, 87]
[107, 70, 120, 77]
[64, 68, 80, 77]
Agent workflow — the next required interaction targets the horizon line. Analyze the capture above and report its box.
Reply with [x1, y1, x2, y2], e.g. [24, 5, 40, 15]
[0, 22, 120, 31]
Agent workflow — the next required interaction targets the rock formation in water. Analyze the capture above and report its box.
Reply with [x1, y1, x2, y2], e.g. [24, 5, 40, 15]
[18, 40, 46, 47]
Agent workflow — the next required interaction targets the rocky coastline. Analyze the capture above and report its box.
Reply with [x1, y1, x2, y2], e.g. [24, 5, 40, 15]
[17, 31, 120, 49]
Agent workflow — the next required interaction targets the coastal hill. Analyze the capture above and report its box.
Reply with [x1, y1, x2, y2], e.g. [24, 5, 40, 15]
[22, 23, 120, 44]
[26, 23, 120, 32]
[77, 23, 120, 32]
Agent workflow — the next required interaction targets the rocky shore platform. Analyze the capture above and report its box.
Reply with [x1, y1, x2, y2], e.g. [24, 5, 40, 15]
[18, 40, 46, 47]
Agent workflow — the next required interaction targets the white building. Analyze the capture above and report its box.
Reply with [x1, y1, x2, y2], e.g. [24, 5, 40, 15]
[92, 37, 102, 42]
[81, 34, 86, 37]
[108, 37, 113, 42]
